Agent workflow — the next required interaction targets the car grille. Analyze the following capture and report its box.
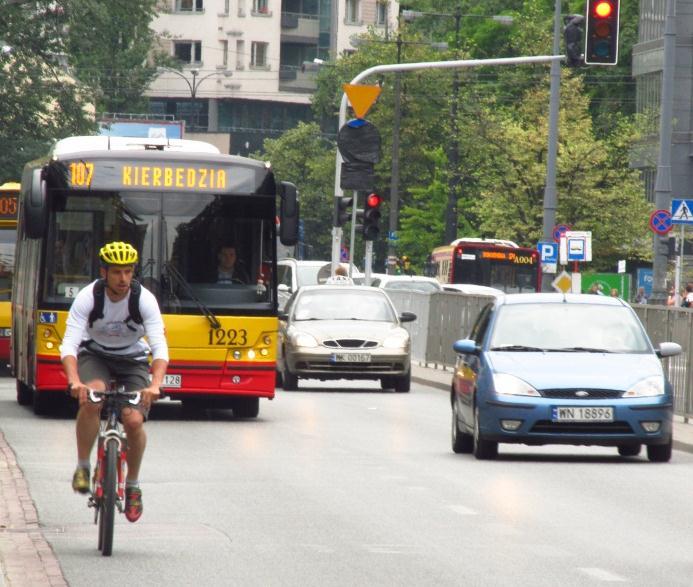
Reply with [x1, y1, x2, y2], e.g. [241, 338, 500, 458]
[540, 388, 623, 399]
[322, 339, 378, 349]
[530, 421, 633, 434]
[296, 360, 406, 372]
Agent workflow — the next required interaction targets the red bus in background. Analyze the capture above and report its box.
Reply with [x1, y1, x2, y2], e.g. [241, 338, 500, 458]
[0, 182, 19, 367]
[428, 238, 541, 293]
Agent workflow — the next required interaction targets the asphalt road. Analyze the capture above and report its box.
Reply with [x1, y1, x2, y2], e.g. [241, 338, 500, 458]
[2, 375, 693, 586]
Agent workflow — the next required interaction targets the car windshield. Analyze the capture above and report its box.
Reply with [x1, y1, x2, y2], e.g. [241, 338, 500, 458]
[293, 290, 396, 322]
[385, 280, 439, 293]
[489, 303, 651, 353]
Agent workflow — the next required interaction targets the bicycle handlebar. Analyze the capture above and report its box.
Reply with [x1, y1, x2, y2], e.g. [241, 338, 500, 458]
[65, 384, 166, 404]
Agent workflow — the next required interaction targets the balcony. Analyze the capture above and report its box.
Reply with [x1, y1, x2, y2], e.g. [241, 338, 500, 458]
[278, 65, 317, 93]
[281, 12, 319, 42]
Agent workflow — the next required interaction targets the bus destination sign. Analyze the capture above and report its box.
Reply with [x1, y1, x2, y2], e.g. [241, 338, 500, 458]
[67, 160, 230, 192]
[0, 194, 18, 220]
[479, 250, 537, 265]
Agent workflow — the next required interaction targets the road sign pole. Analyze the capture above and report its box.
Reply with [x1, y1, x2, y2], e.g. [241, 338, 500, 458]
[364, 240, 373, 286]
[676, 224, 684, 304]
[349, 190, 358, 278]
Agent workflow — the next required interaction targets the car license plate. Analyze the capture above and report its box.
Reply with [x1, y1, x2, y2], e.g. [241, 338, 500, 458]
[163, 374, 182, 388]
[331, 353, 371, 363]
[551, 406, 614, 422]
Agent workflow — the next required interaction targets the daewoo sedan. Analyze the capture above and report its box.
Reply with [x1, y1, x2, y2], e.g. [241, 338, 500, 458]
[278, 286, 416, 392]
[451, 294, 681, 461]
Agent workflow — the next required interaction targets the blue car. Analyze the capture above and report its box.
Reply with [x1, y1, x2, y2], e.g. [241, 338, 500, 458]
[451, 293, 682, 461]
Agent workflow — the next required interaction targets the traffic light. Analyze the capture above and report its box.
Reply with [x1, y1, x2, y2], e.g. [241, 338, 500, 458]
[361, 193, 382, 241]
[584, 0, 620, 65]
[563, 14, 585, 67]
[334, 196, 353, 227]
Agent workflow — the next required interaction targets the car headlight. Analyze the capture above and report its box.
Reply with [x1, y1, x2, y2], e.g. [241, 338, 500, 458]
[383, 333, 409, 349]
[623, 376, 665, 397]
[493, 373, 541, 397]
[291, 332, 318, 348]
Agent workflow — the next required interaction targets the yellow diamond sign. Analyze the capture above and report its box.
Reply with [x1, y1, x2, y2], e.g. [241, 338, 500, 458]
[552, 270, 572, 293]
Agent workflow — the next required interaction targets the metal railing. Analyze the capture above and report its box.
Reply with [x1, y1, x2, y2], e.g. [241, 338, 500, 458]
[386, 291, 693, 419]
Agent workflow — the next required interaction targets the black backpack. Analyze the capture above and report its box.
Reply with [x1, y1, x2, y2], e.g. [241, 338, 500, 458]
[88, 279, 143, 331]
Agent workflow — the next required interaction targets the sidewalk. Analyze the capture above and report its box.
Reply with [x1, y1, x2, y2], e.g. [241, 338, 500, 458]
[411, 362, 693, 454]
[0, 430, 67, 587]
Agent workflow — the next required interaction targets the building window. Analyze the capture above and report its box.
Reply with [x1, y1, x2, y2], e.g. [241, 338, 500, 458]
[221, 40, 228, 67]
[236, 40, 245, 69]
[176, 0, 204, 12]
[253, 0, 269, 14]
[376, 1, 387, 25]
[345, 0, 359, 24]
[173, 41, 202, 64]
[251, 42, 268, 67]
[224, 0, 230, 13]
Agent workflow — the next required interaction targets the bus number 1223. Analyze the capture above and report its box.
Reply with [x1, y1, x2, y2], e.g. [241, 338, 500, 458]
[208, 328, 248, 346]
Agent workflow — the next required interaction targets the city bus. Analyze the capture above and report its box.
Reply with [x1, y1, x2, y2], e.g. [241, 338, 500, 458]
[0, 182, 19, 369]
[12, 136, 298, 415]
[428, 238, 541, 293]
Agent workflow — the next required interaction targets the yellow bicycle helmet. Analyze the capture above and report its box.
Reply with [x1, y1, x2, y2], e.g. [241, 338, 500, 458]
[98, 241, 138, 266]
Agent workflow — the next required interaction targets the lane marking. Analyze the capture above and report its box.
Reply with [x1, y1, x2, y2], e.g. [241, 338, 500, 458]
[577, 568, 628, 582]
[448, 504, 478, 516]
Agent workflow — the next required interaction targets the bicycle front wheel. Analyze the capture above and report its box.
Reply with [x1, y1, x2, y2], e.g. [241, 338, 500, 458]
[99, 438, 118, 557]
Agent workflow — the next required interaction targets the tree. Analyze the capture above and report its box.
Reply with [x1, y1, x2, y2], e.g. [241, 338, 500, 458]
[0, 1, 94, 182]
[66, 0, 167, 115]
[259, 122, 336, 259]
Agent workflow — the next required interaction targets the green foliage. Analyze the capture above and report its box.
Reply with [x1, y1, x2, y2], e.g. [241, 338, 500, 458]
[0, 1, 95, 182]
[67, 0, 167, 115]
[258, 122, 336, 259]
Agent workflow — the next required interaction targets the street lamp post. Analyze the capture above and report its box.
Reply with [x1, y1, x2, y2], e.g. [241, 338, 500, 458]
[156, 67, 232, 131]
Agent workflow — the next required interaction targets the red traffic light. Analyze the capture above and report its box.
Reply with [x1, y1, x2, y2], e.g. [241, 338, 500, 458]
[366, 193, 382, 208]
[593, 1, 613, 18]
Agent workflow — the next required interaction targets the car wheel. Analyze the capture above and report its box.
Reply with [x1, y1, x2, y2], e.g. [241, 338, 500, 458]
[618, 444, 641, 457]
[16, 380, 32, 406]
[380, 376, 395, 390]
[473, 405, 498, 460]
[451, 398, 473, 454]
[394, 370, 411, 393]
[283, 367, 298, 391]
[647, 438, 672, 463]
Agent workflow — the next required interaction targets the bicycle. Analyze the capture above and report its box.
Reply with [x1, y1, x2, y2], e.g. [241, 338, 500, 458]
[82, 384, 142, 557]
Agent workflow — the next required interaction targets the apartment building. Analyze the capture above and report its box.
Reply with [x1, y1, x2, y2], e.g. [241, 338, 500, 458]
[147, 0, 399, 153]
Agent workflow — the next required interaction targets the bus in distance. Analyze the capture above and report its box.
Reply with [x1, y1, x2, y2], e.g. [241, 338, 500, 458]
[0, 182, 19, 368]
[12, 136, 298, 415]
[428, 238, 541, 293]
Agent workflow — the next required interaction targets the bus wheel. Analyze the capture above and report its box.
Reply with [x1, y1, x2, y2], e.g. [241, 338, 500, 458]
[33, 391, 52, 416]
[283, 368, 298, 391]
[233, 397, 259, 418]
[16, 380, 33, 406]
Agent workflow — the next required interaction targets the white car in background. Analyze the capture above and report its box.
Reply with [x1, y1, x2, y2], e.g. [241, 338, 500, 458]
[442, 283, 504, 296]
[277, 259, 363, 309]
[370, 274, 444, 293]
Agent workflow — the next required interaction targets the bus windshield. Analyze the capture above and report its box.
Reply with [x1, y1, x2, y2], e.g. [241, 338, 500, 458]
[42, 190, 276, 312]
[0, 228, 16, 301]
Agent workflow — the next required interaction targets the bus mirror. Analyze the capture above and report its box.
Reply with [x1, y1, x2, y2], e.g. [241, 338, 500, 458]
[25, 169, 47, 239]
[279, 181, 299, 246]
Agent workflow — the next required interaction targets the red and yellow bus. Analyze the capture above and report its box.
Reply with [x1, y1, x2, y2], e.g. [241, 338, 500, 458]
[428, 238, 541, 293]
[0, 182, 19, 367]
[12, 136, 297, 415]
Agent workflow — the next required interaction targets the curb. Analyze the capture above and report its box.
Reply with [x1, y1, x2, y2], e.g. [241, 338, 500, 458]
[412, 374, 693, 455]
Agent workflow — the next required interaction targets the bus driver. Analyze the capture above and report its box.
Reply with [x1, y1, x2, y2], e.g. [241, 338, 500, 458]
[60, 241, 168, 523]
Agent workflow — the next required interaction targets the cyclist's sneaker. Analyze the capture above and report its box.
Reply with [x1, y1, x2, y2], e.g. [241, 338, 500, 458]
[72, 466, 90, 494]
[125, 487, 143, 523]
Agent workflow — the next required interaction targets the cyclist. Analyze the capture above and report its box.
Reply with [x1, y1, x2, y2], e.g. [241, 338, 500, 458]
[60, 241, 169, 523]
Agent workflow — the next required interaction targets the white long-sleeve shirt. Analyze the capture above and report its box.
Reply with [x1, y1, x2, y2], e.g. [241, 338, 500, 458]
[60, 280, 169, 362]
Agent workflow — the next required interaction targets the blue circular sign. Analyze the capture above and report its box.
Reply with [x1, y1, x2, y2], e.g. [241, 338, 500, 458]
[650, 209, 672, 235]
[552, 223, 571, 243]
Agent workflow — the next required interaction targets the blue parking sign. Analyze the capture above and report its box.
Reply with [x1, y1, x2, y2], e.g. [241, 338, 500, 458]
[537, 242, 558, 264]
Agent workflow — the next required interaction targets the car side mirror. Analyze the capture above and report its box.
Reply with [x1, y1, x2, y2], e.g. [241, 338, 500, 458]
[399, 311, 417, 323]
[278, 283, 291, 293]
[453, 338, 479, 355]
[656, 342, 682, 358]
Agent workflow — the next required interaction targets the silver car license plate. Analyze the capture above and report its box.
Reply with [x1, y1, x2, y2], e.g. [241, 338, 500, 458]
[331, 353, 371, 363]
[551, 406, 614, 422]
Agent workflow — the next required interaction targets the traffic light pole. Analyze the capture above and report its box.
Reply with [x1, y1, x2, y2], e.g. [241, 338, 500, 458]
[331, 54, 565, 276]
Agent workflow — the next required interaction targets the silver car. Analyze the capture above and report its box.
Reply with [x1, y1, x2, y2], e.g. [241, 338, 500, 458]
[278, 286, 416, 391]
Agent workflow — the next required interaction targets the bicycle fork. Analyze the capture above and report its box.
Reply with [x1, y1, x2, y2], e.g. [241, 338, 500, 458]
[88, 431, 128, 515]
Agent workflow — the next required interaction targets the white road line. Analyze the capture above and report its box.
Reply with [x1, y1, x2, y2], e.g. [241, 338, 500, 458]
[577, 567, 628, 582]
[448, 504, 478, 516]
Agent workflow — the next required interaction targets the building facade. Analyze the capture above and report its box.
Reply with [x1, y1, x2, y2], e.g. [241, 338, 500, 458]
[147, 0, 398, 153]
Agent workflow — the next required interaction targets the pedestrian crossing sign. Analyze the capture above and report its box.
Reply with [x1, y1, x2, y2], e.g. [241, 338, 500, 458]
[671, 199, 693, 224]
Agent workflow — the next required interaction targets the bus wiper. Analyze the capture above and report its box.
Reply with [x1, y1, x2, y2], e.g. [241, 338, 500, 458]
[549, 346, 613, 353]
[162, 262, 221, 330]
[489, 344, 545, 352]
